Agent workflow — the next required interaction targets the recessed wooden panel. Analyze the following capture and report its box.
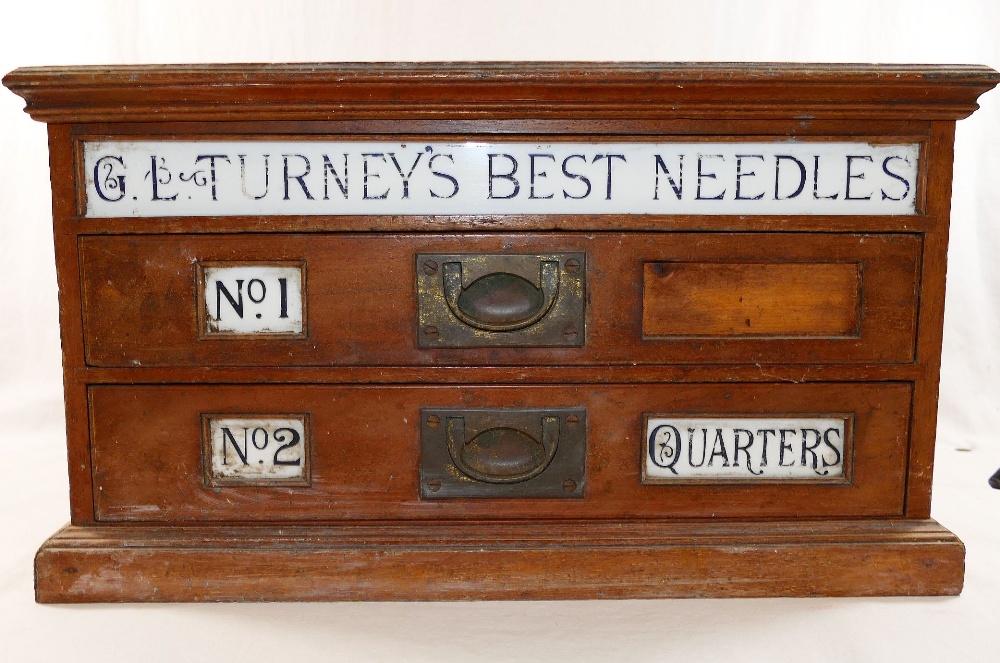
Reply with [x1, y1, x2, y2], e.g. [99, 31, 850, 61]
[642, 262, 861, 338]
[89, 382, 910, 522]
[79, 232, 919, 366]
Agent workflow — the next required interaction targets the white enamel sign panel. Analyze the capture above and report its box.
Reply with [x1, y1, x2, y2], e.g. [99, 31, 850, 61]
[205, 415, 309, 486]
[199, 263, 304, 336]
[84, 140, 919, 217]
[643, 416, 848, 482]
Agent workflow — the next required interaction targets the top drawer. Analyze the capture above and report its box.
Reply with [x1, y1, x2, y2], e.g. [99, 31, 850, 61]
[80, 231, 919, 367]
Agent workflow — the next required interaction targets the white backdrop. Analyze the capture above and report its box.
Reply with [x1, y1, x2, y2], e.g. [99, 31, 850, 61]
[1, 1, 998, 661]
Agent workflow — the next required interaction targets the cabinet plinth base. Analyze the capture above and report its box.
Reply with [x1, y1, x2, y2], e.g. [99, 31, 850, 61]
[35, 519, 964, 603]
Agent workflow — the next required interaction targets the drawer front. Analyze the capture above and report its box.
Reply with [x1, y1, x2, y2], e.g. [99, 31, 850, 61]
[80, 232, 919, 367]
[90, 382, 910, 522]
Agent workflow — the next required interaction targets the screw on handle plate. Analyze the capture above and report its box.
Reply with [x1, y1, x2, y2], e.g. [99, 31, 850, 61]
[420, 407, 586, 499]
[416, 252, 585, 348]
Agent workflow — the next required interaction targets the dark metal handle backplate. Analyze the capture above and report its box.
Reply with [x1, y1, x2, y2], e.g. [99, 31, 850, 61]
[420, 407, 587, 498]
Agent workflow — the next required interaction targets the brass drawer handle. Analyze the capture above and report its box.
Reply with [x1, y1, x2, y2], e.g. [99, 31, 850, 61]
[443, 260, 559, 332]
[446, 415, 560, 483]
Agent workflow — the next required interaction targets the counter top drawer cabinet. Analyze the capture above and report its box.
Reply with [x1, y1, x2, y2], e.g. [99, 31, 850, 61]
[5, 62, 998, 602]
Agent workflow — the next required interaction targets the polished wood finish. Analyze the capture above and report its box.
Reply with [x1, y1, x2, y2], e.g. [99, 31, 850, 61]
[5, 63, 997, 122]
[906, 121, 959, 519]
[79, 232, 920, 366]
[5, 63, 998, 602]
[36, 520, 964, 602]
[89, 382, 907, 521]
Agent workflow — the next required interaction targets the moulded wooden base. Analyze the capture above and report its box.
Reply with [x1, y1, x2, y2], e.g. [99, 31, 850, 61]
[35, 519, 964, 602]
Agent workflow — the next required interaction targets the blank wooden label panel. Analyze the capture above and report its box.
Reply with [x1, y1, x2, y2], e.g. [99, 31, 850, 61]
[643, 262, 861, 338]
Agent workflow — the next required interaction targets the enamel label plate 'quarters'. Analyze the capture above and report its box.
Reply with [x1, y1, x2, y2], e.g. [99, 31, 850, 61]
[4, 63, 997, 602]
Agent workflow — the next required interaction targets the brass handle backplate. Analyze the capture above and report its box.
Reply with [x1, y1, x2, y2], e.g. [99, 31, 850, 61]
[416, 253, 585, 348]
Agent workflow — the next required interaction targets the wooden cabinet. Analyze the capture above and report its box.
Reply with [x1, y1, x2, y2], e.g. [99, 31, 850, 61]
[4, 63, 998, 602]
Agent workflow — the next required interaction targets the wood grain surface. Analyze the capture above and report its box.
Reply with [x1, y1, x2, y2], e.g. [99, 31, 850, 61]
[79, 232, 920, 367]
[642, 261, 861, 337]
[6, 63, 998, 122]
[88, 382, 910, 522]
[35, 519, 965, 602]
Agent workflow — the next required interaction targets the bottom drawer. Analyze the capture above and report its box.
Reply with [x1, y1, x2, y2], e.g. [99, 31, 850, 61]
[89, 382, 910, 522]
